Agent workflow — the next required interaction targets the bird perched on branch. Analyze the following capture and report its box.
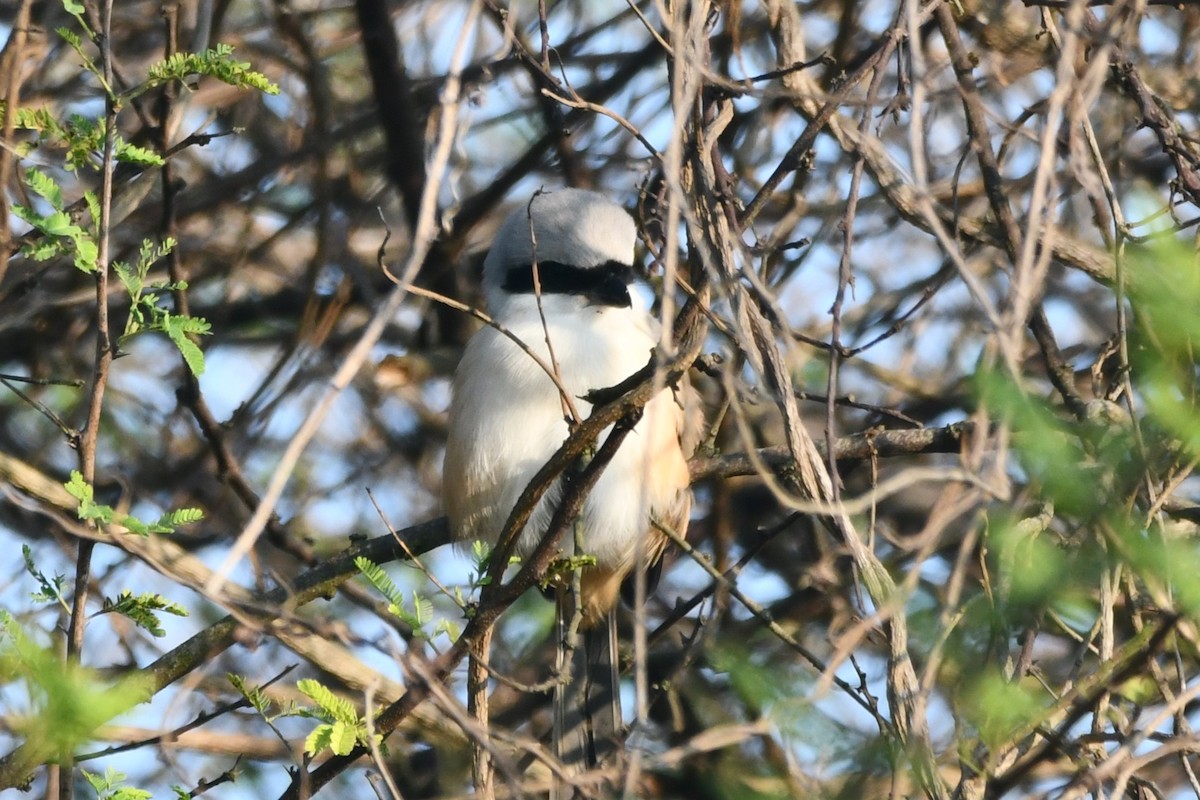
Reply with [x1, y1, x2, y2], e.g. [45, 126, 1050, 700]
[443, 188, 697, 790]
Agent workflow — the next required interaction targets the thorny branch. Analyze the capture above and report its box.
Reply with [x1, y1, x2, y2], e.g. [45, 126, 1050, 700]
[3, 0, 1200, 798]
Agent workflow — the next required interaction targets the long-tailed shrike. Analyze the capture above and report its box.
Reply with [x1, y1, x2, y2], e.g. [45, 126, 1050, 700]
[443, 188, 695, 779]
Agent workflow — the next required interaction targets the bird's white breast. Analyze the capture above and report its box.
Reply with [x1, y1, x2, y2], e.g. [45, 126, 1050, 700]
[444, 302, 685, 568]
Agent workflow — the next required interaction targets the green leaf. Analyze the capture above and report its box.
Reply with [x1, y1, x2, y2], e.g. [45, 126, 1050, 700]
[103, 786, 151, 800]
[116, 505, 203, 537]
[81, 766, 153, 800]
[10, 106, 63, 137]
[13, 181, 99, 273]
[62, 472, 200, 537]
[22, 544, 69, 611]
[974, 372, 1095, 516]
[0, 614, 152, 767]
[304, 724, 334, 756]
[166, 325, 206, 376]
[11, 203, 41, 228]
[55, 25, 82, 48]
[83, 769, 108, 793]
[355, 557, 406, 609]
[25, 168, 64, 209]
[144, 45, 280, 96]
[413, 592, 433, 626]
[436, 619, 461, 642]
[355, 557, 434, 634]
[228, 673, 271, 715]
[329, 720, 358, 756]
[116, 247, 209, 374]
[113, 260, 141, 297]
[56, 26, 103, 88]
[471, 539, 490, 569]
[296, 679, 358, 724]
[115, 140, 164, 166]
[98, 591, 188, 637]
[163, 507, 204, 526]
[64, 470, 113, 524]
[40, 210, 78, 237]
[83, 191, 101, 228]
[961, 667, 1050, 751]
[21, 236, 64, 263]
[122, 516, 150, 536]
[136, 237, 176, 273]
[169, 316, 212, 335]
[59, 0, 93, 38]
[110, 789, 153, 800]
[71, 234, 99, 273]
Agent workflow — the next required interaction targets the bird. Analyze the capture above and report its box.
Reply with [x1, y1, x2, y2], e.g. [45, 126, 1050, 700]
[443, 187, 696, 785]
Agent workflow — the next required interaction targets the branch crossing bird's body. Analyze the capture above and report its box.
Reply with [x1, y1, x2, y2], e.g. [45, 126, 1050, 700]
[445, 188, 692, 623]
[443, 188, 695, 781]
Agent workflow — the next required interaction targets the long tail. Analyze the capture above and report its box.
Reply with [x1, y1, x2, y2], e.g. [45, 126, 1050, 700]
[553, 591, 621, 797]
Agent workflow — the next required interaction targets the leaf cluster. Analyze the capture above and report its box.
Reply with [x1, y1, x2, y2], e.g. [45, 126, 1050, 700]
[355, 557, 461, 642]
[144, 44, 280, 97]
[13, 167, 101, 272]
[114, 238, 211, 376]
[64, 471, 204, 536]
[14, 169, 211, 374]
[97, 592, 188, 639]
[82, 767, 152, 800]
[21, 545, 69, 613]
[293, 679, 383, 758]
[0, 613, 152, 772]
[2, 109, 163, 171]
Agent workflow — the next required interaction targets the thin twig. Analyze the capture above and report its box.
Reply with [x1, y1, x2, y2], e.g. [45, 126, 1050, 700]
[206, 1, 483, 595]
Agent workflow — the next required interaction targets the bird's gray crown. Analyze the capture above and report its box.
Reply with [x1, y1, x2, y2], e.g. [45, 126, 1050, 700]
[482, 188, 636, 310]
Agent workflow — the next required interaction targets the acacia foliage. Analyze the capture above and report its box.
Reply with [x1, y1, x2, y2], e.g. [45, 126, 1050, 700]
[2, 1, 1200, 798]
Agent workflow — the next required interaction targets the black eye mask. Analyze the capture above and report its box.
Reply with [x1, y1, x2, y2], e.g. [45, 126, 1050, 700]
[502, 259, 633, 308]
